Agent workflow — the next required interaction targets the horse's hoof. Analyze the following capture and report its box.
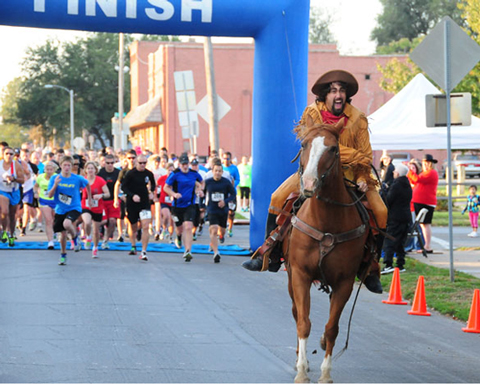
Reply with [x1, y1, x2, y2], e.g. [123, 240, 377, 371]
[294, 372, 310, 383]
[318, 376, 333, 383]
[320, 335, 326, 351]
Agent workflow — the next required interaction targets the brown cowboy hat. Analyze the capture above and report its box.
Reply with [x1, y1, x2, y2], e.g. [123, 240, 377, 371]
[311, 70, 359, 98]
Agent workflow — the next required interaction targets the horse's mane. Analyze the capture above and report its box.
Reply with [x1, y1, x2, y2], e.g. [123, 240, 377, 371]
[296, 123, 340, 143]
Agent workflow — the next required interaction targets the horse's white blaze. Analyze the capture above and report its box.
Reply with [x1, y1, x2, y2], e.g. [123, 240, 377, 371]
[320, 354, 333, 383]
[302, 136, 327, 187]
[296, 338, 309, 372]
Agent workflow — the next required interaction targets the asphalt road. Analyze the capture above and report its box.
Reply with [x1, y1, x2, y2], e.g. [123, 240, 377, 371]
[1, 241, 480, 383]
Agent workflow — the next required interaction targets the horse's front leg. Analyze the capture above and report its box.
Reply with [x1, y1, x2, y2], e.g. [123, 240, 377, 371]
[291, 269, 312, 383]
[319, 280, 354, 383]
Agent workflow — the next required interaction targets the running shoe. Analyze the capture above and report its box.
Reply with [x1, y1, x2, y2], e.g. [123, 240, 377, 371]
[37, 224, 44, 233]
[128, 247, 137, 256]
[1, 231, 8, 243]
[159, 230, 165, 240]
[92, 248, 98, 258]
[197, 225, 203, 236]
[228, 229, 233, 237]
[117, 235, 124, 242]
[19, 228, 26, 237]
[193, 232, 197, 241]
[73, 236, 82, 252]
[101, 242, 110, 250]
[219, 235, 225, 244]
[213, 254, 221, 263]
[85, 237, 92, 249]
[174, 237, 182, 249]
[139, 251, 148, 261]
[8, 236, 15, 247]
[183, 251, 193, 262]
[47, 241, 54, 250]
[29, 220, 37, 231]
[58, 254, 67, 265]
[154, 233, 160, 241]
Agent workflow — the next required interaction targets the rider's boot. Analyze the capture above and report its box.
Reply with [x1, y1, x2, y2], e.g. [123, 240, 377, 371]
[362, 231, 385, 294]
[242, 213, 280, 272]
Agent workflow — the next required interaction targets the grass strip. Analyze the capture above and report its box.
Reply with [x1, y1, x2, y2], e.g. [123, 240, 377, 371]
[379, 257, 480, 321]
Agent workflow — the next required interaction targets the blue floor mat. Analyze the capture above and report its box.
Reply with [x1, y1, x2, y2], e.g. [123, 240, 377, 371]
[0, 241, 252, 256]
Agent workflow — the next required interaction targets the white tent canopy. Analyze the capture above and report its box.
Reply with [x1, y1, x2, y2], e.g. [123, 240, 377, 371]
[368, 73, 480, 150]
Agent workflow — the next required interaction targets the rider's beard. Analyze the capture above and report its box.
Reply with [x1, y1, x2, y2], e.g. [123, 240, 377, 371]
[331, 99, 345, 116]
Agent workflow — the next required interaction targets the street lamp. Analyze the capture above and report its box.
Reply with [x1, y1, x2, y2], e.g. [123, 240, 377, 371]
[44, 84, 74, 148]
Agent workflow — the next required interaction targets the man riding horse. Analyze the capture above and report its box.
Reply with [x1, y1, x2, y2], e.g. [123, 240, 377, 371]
[242, 69, 387, 294]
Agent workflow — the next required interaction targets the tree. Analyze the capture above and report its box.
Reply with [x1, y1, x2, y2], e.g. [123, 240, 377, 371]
[372, 0, 465, 48]
[309, 7, 336, 44]
[377, 0, 480, 116]
[1, 33, 178, 148]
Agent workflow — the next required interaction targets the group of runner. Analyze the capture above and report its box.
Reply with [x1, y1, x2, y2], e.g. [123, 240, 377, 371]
[0, 142, 250, 266]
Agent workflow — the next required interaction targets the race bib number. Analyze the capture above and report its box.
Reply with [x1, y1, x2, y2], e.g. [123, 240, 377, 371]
[59, 193, 72, 205]
[212, 192, 224, 202]
[139, 209, 152, 220]
[86, 199, 99, 208]
[157, 185, 162, 194]
[165, 196, 172, 203]
[228, 201, 236, 210]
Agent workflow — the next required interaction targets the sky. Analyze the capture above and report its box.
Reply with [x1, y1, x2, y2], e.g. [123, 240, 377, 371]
[0, 0, 382, 102]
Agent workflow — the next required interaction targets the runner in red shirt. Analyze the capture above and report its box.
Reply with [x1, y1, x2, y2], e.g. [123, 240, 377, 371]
[157, 162, 175, 241]
[81, 161, 109, 258]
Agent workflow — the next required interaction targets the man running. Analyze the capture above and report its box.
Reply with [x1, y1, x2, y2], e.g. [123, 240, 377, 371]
[163, 153, 203, 262]
[48, 156, 92, 265]
[204, 159, 236, 263]
[121, 154, 156, 261]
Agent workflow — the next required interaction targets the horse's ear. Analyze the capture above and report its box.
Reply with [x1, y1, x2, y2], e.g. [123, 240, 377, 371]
[334, 118, 345, 133]
[305, 115, 315, 129]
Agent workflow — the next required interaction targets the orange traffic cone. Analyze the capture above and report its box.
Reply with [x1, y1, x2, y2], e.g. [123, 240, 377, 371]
[462, 289, 480, 333]
[407, 276, 431, 316]
[382, 267, 408, 305]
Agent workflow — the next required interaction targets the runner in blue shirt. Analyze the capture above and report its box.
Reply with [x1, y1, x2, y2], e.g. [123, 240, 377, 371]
[48, 156, 92, 265]
[164, 153, 203, 262]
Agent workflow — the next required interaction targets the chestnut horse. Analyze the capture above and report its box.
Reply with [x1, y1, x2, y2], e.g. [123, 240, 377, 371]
[283, 120, 371, 383]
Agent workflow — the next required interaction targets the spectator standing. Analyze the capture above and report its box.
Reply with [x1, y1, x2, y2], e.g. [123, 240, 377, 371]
[379, 153, 395, 189]
[237, 155, 252, 212]
[121, 154, 156, 261]
[98, 154, 121, 248]
[407, 154, 439, 253]
[81, 161, 109, 258]
[163, 153, 203, 262]
[381, 164, 412, 274]
[462, 185, 480, 237]
[34, 161, 58, 249]
[204, 160, 236, 263]
[48, 156, 92, 265]
[0, 146, 25, 246]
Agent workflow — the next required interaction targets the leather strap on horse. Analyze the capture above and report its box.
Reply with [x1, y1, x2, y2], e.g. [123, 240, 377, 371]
[291, 215, 367, 258]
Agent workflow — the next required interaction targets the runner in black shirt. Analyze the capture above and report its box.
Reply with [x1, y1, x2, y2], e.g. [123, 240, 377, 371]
[121, 154, 156, 261]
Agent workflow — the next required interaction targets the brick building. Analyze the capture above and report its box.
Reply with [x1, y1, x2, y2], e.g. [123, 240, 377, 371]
[126, 40, 402, 159]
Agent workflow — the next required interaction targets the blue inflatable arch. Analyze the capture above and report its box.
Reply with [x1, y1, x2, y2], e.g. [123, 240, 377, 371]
[0, 0, 310, 249]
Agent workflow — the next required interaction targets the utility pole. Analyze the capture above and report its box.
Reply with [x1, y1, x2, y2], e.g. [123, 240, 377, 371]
[118, 32, 125, 149]
[203, 37, 219, 152]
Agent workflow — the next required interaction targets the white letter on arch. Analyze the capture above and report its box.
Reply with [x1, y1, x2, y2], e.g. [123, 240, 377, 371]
[126, 0, 137, 18]
[34, 0, 45, 12]
[146, 0, 174, 21]
[68, 0, 79, 14]
[86, 0, 117, 17]
[181, 0, 212, 23]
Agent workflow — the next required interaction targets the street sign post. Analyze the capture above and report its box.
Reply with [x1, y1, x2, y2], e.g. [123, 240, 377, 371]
[410, 16, 480, 282]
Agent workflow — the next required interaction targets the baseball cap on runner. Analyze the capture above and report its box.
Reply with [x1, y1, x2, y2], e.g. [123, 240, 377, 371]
[179, 154, 189, 164]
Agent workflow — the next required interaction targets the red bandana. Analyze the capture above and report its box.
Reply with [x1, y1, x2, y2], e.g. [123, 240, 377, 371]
[321, 110, 348, 126]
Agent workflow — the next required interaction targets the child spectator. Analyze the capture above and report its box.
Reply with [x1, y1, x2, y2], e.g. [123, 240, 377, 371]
[462, 185, 480, 237]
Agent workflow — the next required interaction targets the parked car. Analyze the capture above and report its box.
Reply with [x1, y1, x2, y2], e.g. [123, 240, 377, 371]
[442, 154, 480, 178]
